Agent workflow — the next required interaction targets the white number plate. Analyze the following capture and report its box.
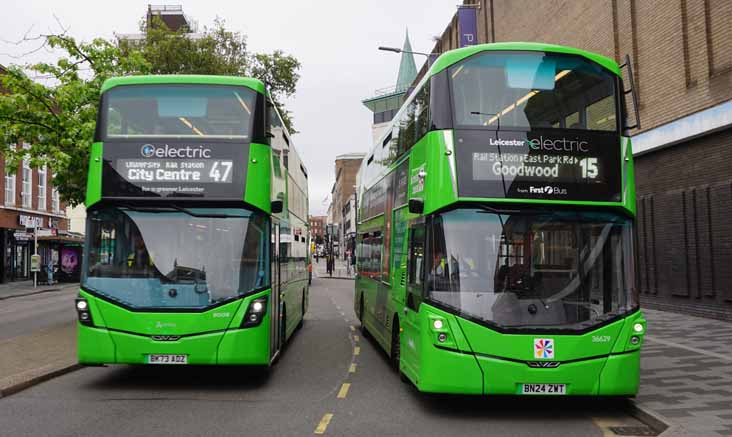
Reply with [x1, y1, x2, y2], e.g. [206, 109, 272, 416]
[521, 383, 566, 395]
[146, 354, 188, 365]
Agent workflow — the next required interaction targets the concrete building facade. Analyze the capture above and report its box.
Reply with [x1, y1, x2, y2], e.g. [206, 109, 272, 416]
[330, 153, 365, 254]
[419, 0, 732, 320]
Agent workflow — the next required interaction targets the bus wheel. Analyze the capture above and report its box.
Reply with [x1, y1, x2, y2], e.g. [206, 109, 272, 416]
[359, 297, 370, 339]
[390, 316, 401, 371]
[280, 307, 287, 351]
[297, 289, 305, 330]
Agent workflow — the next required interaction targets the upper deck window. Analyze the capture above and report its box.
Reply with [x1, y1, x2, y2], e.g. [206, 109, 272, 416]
[104, 84, 256, 140]
[449, 51, 618, 132]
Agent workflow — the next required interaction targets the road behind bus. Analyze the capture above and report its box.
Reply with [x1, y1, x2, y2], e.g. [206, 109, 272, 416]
[0, 278, 654, 436]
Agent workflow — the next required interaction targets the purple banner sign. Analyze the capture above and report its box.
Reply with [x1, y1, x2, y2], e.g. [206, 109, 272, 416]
[458, 7, 478, 48]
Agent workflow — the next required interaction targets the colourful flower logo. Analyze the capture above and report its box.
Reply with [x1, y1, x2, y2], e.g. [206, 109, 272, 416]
[534, 338, 554, 359]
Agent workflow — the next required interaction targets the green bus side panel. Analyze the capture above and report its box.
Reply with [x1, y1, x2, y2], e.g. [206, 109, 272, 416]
[244, 142, 272, 212]
[86, 142, 103, 207]
[422, 131, 459, 214]
[281, 278, 308, 341]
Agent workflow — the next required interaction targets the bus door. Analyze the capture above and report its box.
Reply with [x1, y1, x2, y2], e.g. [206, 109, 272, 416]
[270, 223, 281, 360]
[402, 223, 425, 374]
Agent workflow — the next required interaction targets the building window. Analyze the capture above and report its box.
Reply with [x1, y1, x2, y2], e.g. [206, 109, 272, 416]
[21, 149, 32, 209]
[4, 169, 15, 206]
[52, 187, 60, 213]
[38, 165, 47, 211]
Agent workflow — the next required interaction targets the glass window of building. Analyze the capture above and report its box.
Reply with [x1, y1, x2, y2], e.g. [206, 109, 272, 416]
[21, 145, 32, 209]
[38, 165, 47, 211]
[4, 169, 16, 206]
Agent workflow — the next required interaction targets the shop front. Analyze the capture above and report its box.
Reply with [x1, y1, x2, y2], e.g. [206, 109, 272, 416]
[0, 212, 82, 283]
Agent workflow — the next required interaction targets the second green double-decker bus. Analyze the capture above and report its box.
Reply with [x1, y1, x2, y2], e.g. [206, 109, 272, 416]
[77, 75, 309, 367]
[355, 43, 646, 396]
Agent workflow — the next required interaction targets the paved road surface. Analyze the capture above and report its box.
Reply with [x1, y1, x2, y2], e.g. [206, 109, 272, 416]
[0, 278, 647, 436]
[0, 285, 78, 341]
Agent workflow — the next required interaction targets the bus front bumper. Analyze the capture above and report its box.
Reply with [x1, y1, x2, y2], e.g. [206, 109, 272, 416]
[78, 323, 271, 366]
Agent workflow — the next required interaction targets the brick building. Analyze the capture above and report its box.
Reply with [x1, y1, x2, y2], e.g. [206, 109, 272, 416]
[0, 65, 80, 283]
[419, 0, 732, 319]
[309, 215, 326, 245]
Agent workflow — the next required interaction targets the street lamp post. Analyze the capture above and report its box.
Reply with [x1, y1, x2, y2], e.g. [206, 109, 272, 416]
[378, 46, 434, 58]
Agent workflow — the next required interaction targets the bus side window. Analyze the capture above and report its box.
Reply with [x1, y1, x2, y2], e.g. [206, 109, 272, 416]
[407, 225, 425, 309]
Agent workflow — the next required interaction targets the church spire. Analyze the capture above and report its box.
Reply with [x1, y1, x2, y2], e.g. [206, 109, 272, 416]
[395, 28, 417, 92]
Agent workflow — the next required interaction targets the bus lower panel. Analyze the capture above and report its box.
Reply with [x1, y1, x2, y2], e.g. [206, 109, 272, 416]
[414, 346, 640, 396]
[78, 323, 271, 366]
[414, 346, 484, 394]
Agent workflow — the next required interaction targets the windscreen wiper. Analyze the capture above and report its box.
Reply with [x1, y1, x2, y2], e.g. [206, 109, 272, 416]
[120, 204, 242, 218]
[167, 204, 240, 218]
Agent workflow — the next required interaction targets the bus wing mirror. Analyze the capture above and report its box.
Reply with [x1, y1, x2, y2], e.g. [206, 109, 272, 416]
[408, 198, 424, 214]
[620, 54, 641, 132]
[271, 200, 283, 214]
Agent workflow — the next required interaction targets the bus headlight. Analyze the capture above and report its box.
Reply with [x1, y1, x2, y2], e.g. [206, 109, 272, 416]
[633, 323, 644, 333]
[241, 297, 268, 328]
[433, 319, 444, 330]
[75, 298, 93, 326]
[630, 336, 640, 345]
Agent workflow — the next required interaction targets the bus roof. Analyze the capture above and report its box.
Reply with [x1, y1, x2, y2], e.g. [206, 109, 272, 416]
[100, 75, 266, 94]
[427, 42, 622, 80]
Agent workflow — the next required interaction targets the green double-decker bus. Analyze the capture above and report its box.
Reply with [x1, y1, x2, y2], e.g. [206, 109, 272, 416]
[77, 75, 309, 367]
[355, 43, 646, 396]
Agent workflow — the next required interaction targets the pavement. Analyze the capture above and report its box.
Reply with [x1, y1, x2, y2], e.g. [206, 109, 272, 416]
[313, 257, 355, 280]
[0, 279, 72, 301]
[636, 308, 732, 437]
[0, 281, 80, 397]
[0, 277, 731, 436]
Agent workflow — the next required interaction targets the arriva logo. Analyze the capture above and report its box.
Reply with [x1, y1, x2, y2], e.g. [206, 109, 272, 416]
[155, 321, 176, 329]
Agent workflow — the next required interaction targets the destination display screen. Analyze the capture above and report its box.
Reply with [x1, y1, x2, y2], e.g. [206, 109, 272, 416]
[101, 141, 248, 199]
[455, 130, 621, 202]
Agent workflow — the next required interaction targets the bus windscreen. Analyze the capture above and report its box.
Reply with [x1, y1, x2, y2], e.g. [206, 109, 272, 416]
[103, 84, 256, 140]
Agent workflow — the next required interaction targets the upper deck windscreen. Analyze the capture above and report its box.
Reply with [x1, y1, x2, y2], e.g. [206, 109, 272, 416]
[450, 51, 618, 132]
[103, 84, 256, 140]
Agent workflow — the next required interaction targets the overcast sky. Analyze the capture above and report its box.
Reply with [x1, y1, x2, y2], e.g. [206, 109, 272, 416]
[0, 0, 456, 215]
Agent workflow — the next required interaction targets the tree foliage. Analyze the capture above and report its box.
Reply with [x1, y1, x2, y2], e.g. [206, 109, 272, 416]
[0, 18, 300, 205]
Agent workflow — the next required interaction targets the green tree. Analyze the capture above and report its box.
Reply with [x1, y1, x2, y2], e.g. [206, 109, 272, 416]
[0, 18, 300, 205]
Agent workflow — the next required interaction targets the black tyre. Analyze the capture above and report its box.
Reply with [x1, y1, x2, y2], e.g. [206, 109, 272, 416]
[280, 307, 287, 351]
[390, 316, 401, 371]
[297, 289, 305, 330]
[359, 297, 370, 339]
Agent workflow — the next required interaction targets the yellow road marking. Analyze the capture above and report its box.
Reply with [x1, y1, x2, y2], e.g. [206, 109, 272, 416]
[349, 363, 357, 373]
[314, 413, 333, 434]
[353, 335, 360, 342]
[354, 346, 360, 356]
[337, 383, 351, 399]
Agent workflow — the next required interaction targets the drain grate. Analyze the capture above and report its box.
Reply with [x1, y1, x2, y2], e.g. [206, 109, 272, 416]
[609, 426, 658, 436]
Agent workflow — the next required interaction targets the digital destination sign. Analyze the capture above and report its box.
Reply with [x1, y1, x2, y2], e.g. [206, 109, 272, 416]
[455, 130, 621, 202]
[101, 141, 248, 199]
